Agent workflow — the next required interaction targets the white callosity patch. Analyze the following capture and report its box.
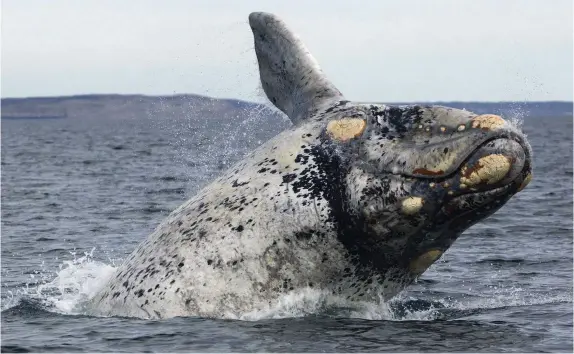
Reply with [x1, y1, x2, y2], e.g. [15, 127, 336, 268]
[326, 118, 367, 142]
[401, 197, 424, 215]
[460, 154, 511, 187]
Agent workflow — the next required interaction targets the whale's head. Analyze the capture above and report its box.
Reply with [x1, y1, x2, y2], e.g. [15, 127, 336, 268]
[328, 104, 532, 283]
[249, 11, 533, 291]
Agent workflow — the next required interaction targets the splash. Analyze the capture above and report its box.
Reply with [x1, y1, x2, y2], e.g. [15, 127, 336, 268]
[3, 249, 570, 322]
[2, 248, 117, 314]
[503, 102, 528, 131]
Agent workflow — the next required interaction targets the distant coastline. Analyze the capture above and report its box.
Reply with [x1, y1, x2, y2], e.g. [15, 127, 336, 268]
[1, 111, 68, 120]
[1, 94, 572, 121]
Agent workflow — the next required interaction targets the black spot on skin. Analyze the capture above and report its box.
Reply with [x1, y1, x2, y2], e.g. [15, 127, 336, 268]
[135, 289, 144, 297]
[207, 259, 213, 265]
[178, 262, 184, 268]
[295, 231, 313, 240]
[282, 173, 297, 184]
[232, 179, 249, 187]
[294, 154, 309, 164]
[236, 225, 244, 232]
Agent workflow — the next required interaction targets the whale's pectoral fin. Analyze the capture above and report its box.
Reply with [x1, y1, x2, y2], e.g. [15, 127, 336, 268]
[249, 12, 344, 124]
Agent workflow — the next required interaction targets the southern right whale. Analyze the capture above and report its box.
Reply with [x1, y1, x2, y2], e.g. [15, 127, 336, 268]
[86, 12, 533, 319]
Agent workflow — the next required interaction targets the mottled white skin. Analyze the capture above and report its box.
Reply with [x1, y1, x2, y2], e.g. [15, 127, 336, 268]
[87, 12, 532, 319]
[87, 122, 345, 319]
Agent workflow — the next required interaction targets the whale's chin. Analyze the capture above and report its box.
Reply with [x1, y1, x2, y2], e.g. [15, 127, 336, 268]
[441, 183, 514, 219]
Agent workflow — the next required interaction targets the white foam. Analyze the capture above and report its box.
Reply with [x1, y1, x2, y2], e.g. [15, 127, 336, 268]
[236, 285, 572, 322]
[237, 289, 439, 322]
[3, 248, 117, 314]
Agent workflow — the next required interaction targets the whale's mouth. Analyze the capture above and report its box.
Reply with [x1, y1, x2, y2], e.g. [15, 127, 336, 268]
[401, 135, 532, 222]
[441, 136, 529, 197]
[425, 136, 532, 220]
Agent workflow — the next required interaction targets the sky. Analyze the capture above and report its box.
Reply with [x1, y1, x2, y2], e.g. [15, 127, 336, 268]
[2, 0, 572, 102]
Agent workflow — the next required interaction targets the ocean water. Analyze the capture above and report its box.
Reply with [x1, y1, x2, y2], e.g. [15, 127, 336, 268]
[1, 106, 572, 352]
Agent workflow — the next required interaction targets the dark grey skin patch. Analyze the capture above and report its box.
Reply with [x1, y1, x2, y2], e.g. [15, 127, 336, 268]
[86, 12, 532, 320]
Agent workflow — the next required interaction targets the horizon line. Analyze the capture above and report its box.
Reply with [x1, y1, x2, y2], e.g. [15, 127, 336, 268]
[1, 93, 572, 104]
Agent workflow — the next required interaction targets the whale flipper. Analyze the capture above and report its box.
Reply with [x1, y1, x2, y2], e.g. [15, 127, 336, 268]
[249, 12, 344, 124]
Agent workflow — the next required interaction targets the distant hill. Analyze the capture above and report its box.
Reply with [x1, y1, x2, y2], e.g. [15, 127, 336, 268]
[1, 94, 266, 121]
[1, 94, 571, 123]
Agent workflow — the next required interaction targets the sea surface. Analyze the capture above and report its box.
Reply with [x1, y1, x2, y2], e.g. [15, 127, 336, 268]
[1, 105, 572, 352]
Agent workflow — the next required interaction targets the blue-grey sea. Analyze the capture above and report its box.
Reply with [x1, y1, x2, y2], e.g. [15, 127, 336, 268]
[1, 104, 572, 352]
